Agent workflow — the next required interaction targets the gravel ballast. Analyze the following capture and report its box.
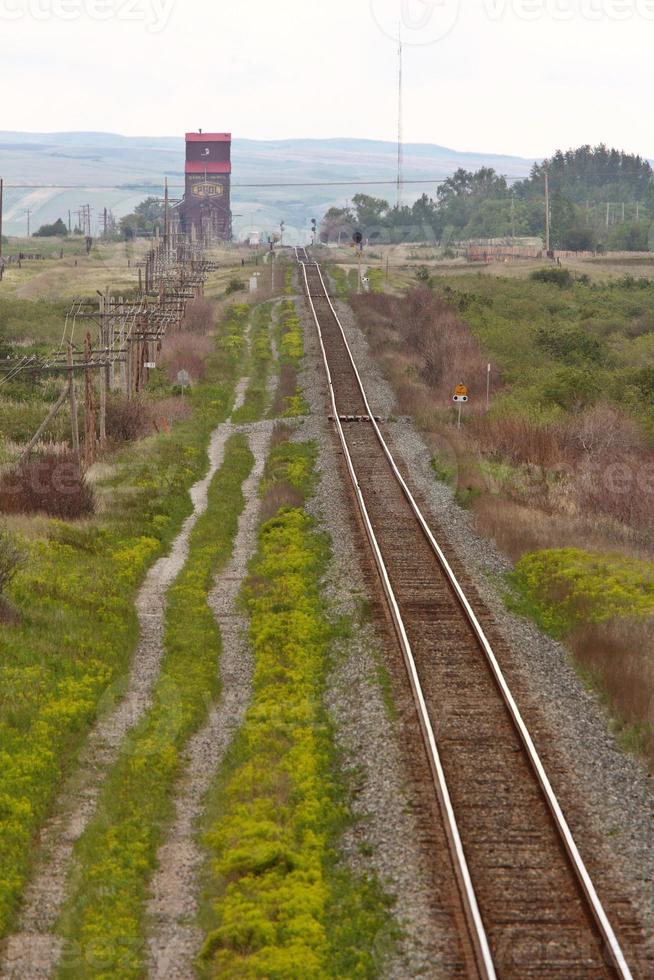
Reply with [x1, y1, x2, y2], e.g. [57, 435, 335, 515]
[294, 294, 459, 978]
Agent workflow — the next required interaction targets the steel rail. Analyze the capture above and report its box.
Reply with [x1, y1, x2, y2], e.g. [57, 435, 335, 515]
[297, 247, 633, 980]
[296, 246, 496, 980]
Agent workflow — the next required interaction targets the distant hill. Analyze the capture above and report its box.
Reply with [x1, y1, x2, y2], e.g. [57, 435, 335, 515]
[0, 131, 535, 241]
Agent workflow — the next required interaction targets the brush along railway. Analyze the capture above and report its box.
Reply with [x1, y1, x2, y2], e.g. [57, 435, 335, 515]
[295, 247, 643, 979]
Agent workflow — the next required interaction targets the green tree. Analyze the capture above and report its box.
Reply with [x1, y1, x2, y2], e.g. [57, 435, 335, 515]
[119, 197, 165, 239]
[34, 218, 68, 237]
[607, 220, 651, 251]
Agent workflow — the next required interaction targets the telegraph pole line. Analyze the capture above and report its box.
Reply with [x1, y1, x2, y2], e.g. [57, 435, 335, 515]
[26, 208, 32, 238]
[68, 343, 81, 467]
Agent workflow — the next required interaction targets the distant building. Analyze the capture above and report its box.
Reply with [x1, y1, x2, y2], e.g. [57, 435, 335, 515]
[178, 131, 232, 241]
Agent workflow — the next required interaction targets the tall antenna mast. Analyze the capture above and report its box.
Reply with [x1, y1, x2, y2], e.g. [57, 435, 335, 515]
[397, 21, 403, 208]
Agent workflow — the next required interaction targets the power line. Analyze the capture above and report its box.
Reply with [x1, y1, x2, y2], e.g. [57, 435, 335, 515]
[3, 172, 654, 192]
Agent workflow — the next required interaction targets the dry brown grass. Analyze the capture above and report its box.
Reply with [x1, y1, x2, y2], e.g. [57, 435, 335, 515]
[160, 333, 215, 383]
[181, 298, 215, 334]
[270, 422, 295, 449]
[271, 364, 298, 417]
[471, 496, 650, 563]
[570, 619, 654, 761]
[0, 452, 94, 519]
[352, 288, 490, 401]
[260, 480, 304, 523]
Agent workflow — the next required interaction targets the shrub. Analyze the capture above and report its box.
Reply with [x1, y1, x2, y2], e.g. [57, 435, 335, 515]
[225, 278, 246, 295]
[182, 298, 214, 333]
[0, 453, 94, 519]
[105, 394, 150, 443]
[541, 366, 602, 412]
[508, 547, 654, 636]
[530, 267, 574, 288]
[536, 324, 605, 365]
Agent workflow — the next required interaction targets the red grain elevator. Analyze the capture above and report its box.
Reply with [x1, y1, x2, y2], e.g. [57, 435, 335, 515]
[180, 131, 232, 241]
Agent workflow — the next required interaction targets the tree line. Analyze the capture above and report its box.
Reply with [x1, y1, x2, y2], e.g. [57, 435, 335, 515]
[321, 145, 654, 251]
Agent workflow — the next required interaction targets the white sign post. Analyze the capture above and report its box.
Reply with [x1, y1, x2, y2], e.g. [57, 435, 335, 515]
[453, 384, 469, 430]
[177, 369, 190, 401]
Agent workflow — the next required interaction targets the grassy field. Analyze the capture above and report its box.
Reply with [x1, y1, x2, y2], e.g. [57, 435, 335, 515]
[0, 272, 257, 939]
[345, 257, 654, 762]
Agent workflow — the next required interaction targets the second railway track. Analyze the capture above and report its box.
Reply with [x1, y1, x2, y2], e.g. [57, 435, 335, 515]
[295, 247, 642, 979]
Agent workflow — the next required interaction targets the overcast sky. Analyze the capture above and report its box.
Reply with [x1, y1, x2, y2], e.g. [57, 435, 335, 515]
[1, 0, 652, 159]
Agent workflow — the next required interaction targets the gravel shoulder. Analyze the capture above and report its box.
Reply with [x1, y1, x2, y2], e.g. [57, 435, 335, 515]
[330, 293, 654, 972]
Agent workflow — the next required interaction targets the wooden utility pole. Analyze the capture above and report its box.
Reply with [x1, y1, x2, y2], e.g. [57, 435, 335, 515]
[26, 208, 32, 238]
[164, 177, 169, 256]
[99, 294, 107, 445]
[83, 332, 97, 466]
[68, 344, 81, 466]
[20, 384, 70, 461]
[544, 172, 550, 253]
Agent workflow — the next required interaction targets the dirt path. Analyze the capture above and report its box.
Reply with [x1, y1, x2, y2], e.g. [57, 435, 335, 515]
[147, 420, 273, 979]
[0, 379, 249, 980]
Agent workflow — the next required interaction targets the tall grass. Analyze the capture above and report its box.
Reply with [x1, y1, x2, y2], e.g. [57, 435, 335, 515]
[570, 619, 654, 758]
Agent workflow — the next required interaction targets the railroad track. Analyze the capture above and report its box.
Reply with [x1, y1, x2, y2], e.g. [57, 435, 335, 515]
[295, 247, 639, 979]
